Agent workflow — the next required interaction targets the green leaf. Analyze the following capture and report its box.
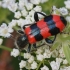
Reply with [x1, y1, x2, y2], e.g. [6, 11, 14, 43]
[51, 42, 60, 51]
[0, 7, 11, 23]
[63, 43, 70, 64]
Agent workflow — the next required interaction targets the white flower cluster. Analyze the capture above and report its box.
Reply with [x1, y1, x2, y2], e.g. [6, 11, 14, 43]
[11, 48, 20, 57]
[0, 0, 47, 38]
[64, 0, 70, 23]
[11, 45, 70, 70]
[0, 23, 13, 38]
[52, 0, 70, 23]
[52, 6, 68, 16]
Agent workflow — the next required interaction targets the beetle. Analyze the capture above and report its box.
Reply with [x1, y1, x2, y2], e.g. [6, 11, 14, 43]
[15, 12, 67, 52]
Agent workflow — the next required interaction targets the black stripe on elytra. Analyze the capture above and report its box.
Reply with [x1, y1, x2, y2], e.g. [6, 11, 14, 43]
[30, 23, 43, 41]
[44, 15, 60, 35]
[60, 16, 67, 26]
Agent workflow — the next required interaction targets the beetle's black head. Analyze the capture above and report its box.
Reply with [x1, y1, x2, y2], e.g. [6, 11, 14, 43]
[15, 34, 28, 49]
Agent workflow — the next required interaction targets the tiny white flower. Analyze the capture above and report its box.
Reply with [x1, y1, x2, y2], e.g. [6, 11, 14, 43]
[0, 23, 13, 38]
[59, 48, 65, 58]
[67, 66, 70, 70]
[43, 49, 52, 58]
[25, 15, 33, 23]
[28, 56, 34, 63]
[24, 19, 33, 24]
[43, 52, 51, 58]
[24, 53, 31, 59]
[30, 16, 35, 22]
[0, 1, 2, 6]
[29, 10, 35, 17]
[52, 6, 57, 10]
[59, 7, 68, 15]
[18, 0, 25, 10]
[30, 0, 40, 4]
[56, 58, 63, 64]
[14, 11, 21, 19]
[50, 61, 60, 70]
[52, 50, 59, 57]
[33, 6, 42, 12]
[25, 3, 33, 10]
[20, 69, 22, 70]
[21, 9, 28, 17]
[41, 65, 49, 70]
[3, 0, 15, 3]
[2, 0, 16, 8]
[11, 48, 20, 57]
[36, 47, 43, 54]
[40, 0, 48, 3]
[25, 62, 31, 69]
[17, 18, 24, 26]
[31, 61, 37, 69]
[60, 67, 68, 70]
[2, 3, 7, 8]
[63, 59, 68, 64]
[51, 6, 60, 15]
[8, 3, 18, 12]
[66, 16, 70, 22]
[64, 1, 70, 9]
[19, 60, 26, 68]
[8, 19, 17, 28]
[36, 54, 44, 61]
[0, 38, 3, 45]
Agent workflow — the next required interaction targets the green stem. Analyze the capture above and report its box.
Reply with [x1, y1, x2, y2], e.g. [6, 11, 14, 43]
[36, 60, 44, 70]
[0, 45, 12, 52]
[0, 45, 24, 56]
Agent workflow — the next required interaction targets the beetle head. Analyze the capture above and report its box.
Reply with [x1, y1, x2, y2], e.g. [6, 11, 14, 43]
[15, 34, 28, 49]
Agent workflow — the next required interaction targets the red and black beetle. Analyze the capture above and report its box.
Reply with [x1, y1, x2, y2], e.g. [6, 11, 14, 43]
[15, 12, 67, 52]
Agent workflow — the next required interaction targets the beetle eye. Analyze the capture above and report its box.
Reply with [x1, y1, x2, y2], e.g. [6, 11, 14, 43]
[22, 37, 25, 41]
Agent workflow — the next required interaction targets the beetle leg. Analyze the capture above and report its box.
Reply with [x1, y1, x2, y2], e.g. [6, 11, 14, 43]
[34, 12, 39, 22]
[27, 43, 31, 52]
[23, 24, 32, 29]
[37, 43, 46, 47]
[33, 43, 45, 49]
[45, 35, 56, 44]
[34, 12, 47, 22]
[17, 30, 24, 34]
[33, 43, 37, 48]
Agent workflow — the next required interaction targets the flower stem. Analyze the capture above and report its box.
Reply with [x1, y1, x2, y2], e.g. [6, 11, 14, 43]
[36, 60, 44, 70]
[0, 45, 12, 51]
[0, 45, 24, 56]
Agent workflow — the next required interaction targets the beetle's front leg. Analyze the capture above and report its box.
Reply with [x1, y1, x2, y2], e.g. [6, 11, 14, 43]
[27, 43, 31, 52]
[34, 12, 47, 22]
[33, 43, 37, 48]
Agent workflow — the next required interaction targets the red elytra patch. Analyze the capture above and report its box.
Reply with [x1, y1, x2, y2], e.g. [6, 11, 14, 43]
[37, 19, 51, 38]
[25, 27, 36, 44]
[53, 15, 65, 32]
[55, 21, 65, 32]
[24, 27, 31, 35]
[28, 35, 36, 44]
